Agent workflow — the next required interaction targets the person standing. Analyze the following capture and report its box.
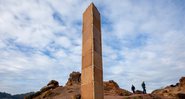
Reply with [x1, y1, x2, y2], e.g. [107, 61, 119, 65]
[131, 85, 135, 93]
[142, 81, 146, 94]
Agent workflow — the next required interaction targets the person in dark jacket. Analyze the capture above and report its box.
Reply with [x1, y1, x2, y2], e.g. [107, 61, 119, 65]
[131, 85, 135, 93]
[142, 81, 146, 94]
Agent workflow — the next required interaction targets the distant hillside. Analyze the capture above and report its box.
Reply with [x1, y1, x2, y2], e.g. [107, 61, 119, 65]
[0, 92, 34, 99]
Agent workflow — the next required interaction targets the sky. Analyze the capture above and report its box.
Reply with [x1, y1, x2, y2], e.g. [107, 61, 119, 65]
[0, 0, 185, 95]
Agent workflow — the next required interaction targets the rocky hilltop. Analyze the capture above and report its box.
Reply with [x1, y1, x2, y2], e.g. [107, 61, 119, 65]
[25, 72, 185, 99]
[152, 77, 185, 99]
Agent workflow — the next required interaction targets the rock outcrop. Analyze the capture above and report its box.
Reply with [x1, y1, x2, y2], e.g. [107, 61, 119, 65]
[104, 80, 132, 96]
[66, 71, 81, 86]
[152, 77, 185, 99]
[40, 80, 59, 92]
[25, 72, 185, 99]
[25, 72, 81, 99]
[26, 72, 132, 99]
[180, 77, 185, 91]
[25, 80, 60, 99]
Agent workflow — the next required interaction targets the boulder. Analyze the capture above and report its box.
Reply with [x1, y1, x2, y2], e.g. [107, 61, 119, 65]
[40, 80, 59, 93]
[104, 80, 119, 90]
[104, 80, 132, 96]
[66, 71, 81, 86]
[25, 80, 59, 99]
[180, 77, 185, 91]
[47, 80, 59, 87]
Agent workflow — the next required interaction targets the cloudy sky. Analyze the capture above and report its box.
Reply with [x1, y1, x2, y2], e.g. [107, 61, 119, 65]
[0, 0, 185, 94]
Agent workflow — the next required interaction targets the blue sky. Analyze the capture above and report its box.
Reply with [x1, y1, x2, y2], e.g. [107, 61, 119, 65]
[0, 0, 185, 94]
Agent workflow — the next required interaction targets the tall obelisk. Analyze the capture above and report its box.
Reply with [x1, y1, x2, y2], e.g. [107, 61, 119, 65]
[81, 3, 104, 99]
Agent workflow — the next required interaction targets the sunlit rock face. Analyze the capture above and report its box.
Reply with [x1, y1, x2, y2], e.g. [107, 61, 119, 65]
[152, 77, 185, 99]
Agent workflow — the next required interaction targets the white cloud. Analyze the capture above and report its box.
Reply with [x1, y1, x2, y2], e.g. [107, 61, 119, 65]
[101, 0, 185, 93]
[55, 36, 72, 48]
